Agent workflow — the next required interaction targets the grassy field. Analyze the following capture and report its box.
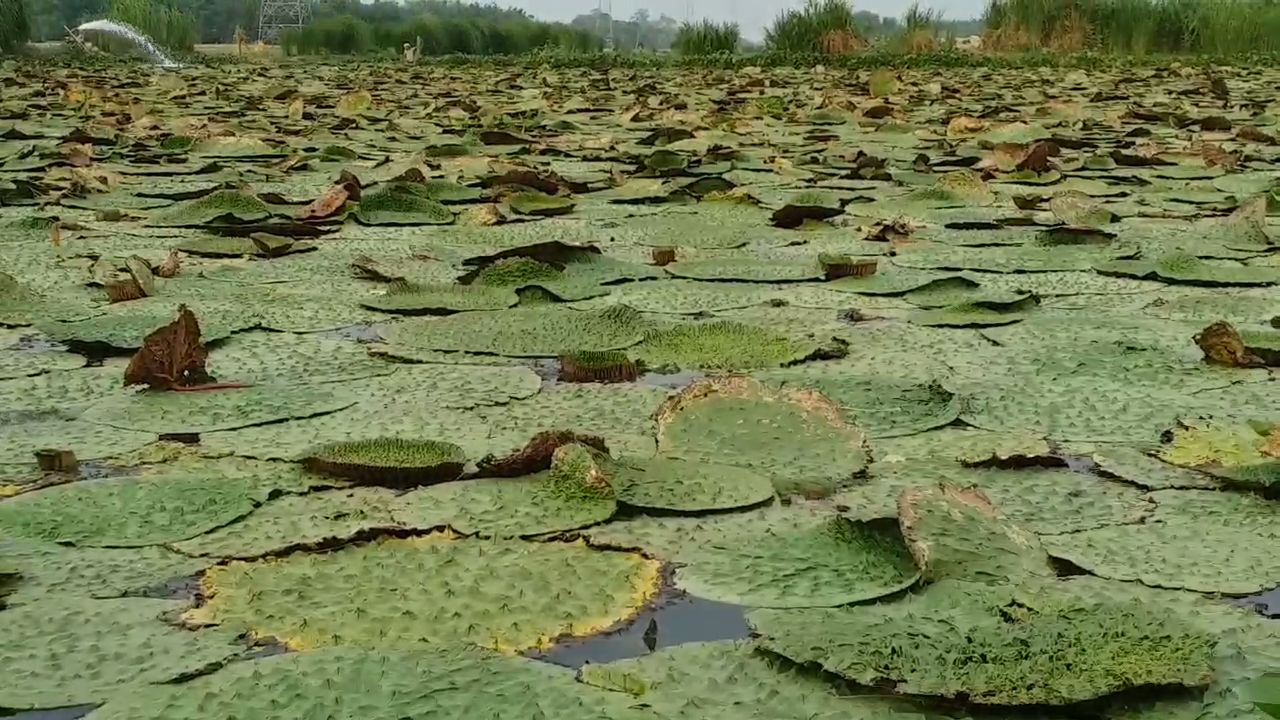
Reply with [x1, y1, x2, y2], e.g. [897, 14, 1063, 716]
[0, 58, 1278, 719]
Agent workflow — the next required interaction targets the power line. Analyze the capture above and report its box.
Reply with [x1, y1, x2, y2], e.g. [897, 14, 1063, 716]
[257, 0, 309, 43]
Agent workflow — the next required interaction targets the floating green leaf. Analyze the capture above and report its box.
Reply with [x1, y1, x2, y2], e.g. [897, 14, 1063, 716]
[0, 597, 241, 709]
[749, 579, 1217, 705]
[148, 190, 271, 227]
[86, 646, 653, 720]
[657, 377, 868, 497]
[0, 471, 262, 547]
[186, 535, 660, 653]
[381, 304, 648, 357]
[631, 320, 824, 372]
[1042, 489, 1280, 594]
[355, 183, 455, 225]
[613, 457, 775, 512]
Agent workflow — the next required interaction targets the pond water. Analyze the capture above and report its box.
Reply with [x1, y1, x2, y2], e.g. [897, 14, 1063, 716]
[530, 590, 750, 668]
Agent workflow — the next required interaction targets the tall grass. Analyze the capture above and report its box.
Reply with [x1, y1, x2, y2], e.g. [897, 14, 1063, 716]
[766, 0, 866, 54]
[0, 0, 29, 53]
[282, 12, 600, 56]
[984, 0, 1280, 54]
[108, 0, 197, 52]
[673, 20, 740, 55]
[894, 3, 942, 52]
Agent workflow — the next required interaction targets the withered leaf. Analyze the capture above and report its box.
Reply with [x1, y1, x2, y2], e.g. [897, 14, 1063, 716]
[350, 254, 405, 282]
[124, 305, 215, 390]
[105, 278, 145, 304]
[297, 183, 352, 221]
[1019, 141, 1058, 173]
[246, 233, 293, 257]
[947, 115, 988, 137]
[1194, 321, 1264, 368]
[1236, 126, 1276, 144]
[156, 251, 181, 278]
[1263, 426, 1280, 459]
[475, 430, 608, 478]
[1201, 142, 1239, 170]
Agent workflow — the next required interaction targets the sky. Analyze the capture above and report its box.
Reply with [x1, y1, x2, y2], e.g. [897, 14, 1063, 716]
[497, 0, 987, 39]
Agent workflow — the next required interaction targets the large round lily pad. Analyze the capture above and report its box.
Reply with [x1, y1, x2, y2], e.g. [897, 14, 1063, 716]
[1041, 489, 1280, 595]
[171, 488, 401, 559]
[579, 641, 918, 720]
[355, 183, 455, 225]
[748, 579, 1217, 706]
[675, 516, 920, 607]
[392, 460, 618, 538]
[613, 457, 776, 512]
[656, 377, 869, 497]
[381, 305, 648, 357]
[631, 320, 823, 372]
[757, 369, 961, 438]
[86, 645, 653, 720]
[586, 506, 917, 608]
[186, 535, 660, 653]
[0, 597, 241, 709]
[956, 341, 1242, 443]
[0, 471, 262, 547]
[82, 384, 357, 434]
[0, 536, 209, 604]
[205, 331, 395, 385]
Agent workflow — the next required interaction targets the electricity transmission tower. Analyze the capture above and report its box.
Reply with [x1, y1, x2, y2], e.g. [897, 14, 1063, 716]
[595, 0, 615, 51]
[258, 0, 310, 43]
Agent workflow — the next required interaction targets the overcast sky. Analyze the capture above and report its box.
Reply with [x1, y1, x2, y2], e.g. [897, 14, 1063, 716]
[498, 0, 986, 38]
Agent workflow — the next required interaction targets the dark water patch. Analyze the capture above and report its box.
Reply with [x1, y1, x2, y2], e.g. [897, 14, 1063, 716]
[157, 433, 200, 445]
[527, 358, 560, 385]
[1056, 453, 1099, 474]
[326, 323, 382, 343]
[528, 590, 750, 669]
[1235, 587, 1280, 618]
[79, 461, 140, 480]
[0, 706, 95, 720]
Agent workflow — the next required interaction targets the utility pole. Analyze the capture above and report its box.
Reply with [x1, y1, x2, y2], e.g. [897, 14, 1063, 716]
[596, 0, 615, 51]
[258, 0, 310, 44]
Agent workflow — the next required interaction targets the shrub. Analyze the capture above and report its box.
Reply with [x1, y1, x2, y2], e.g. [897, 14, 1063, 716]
[108, 0, 197, 52]
[982, 0, 1280, 54]
[284, 11, 600, 56]
[897, 3, 941, 52]
[767, 0, 867, 55]
[673, 20, 740, 55]
[0, 0, 29, 54]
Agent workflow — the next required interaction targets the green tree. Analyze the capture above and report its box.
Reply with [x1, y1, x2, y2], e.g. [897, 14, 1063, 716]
[0, 0, 31, 52]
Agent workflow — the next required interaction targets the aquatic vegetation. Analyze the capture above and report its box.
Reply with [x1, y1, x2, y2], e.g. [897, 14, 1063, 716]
[0, 58, 1277, 720]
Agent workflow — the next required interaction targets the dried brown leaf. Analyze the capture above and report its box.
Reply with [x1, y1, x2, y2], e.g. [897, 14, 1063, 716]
[1018, 141, 1058, 173]
[156, 251, 181, 278]
[297, 183, 351, 221]
[475, 430, 609, 478]
[947, 115, 988, 137]
[1263, 427, 1280, 459]
[350, 254, 405, 282]
[123, 305, 214, 390]
[1201, 142, 1239, 170]
[1236, 126, 1276, 145]
[1194, 321, 1264, 368]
